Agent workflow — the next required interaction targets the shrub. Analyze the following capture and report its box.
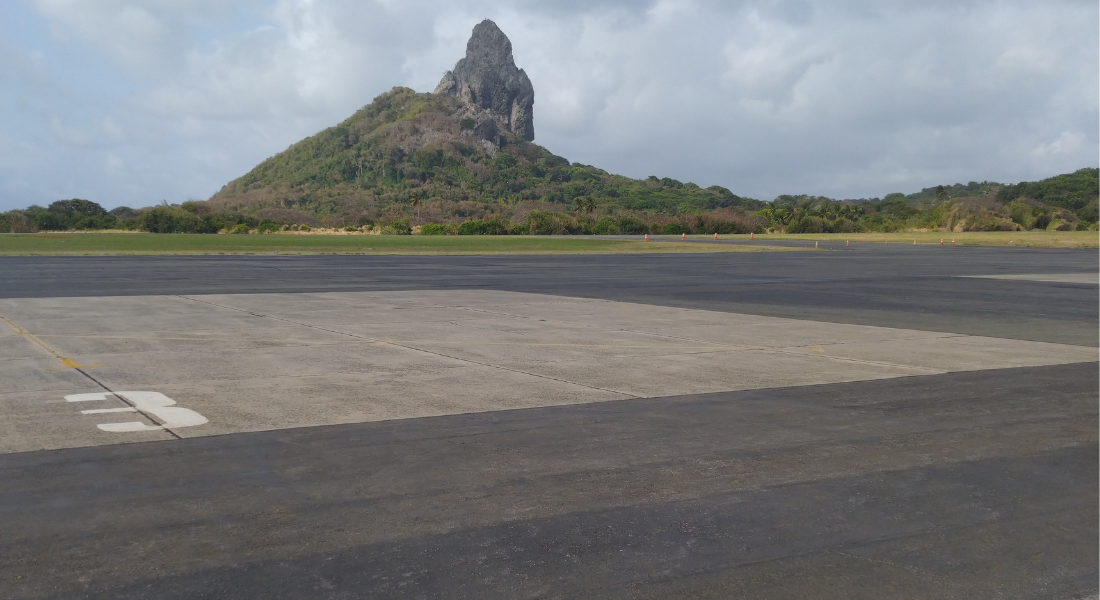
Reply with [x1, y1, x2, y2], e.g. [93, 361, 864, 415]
[661, 222, 684, 235]
[457, 218, 509, 235]
[0, 210, 38, 233]
[942, 198, 1018, 232]
[828, 218, 857, 233]
[492, 153, 516, 170]
[857, 214, 898, 233]
[299, 224, 310, 232]
[616, 215, 650, 235]
[787, 216, 826, 233]
[525, 210, 580, 235]
[72, 214, 117, 230]
[699, 212, 760, 234]
[256, 220, 279, 234]
[589, 218, 621, 235]
[229, 224, 250, 234]
[1078, 201, 1099, 224]
[381, 219, 412, 235]
[1007, 199, 1052, 230]
[135, 206, 217, 233]
[343, 224, 357, 232]
[419, 222, 453, 235]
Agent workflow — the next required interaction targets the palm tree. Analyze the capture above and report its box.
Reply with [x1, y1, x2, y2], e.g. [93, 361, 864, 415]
[935, 185, 947, 203]
[571, 196, 596, 214]
[410, 195, 422, 222]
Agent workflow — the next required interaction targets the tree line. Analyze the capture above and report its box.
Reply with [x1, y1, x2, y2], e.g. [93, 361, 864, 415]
[2, 168, 1095, 235]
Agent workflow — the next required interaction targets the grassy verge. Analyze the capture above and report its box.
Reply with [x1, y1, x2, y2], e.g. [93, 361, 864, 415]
[1, 231, 1091, 255]
[0, 233, 798, 255]
[695, 231, 1097, 249]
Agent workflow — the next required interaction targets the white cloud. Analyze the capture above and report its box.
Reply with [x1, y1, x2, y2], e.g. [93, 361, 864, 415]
[0, 0, 1096, 210]
[1031, 131, 1089, 166]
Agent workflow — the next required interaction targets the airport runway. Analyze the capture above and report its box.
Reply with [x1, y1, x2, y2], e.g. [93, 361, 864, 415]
[0, 246, 1096, 599]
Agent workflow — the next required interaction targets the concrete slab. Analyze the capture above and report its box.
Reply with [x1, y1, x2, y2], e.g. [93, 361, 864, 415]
[0, 290, 1094, 454]
[150, 369, 624, 440]
[784, 335, 1099, 372]
[0, 356, 93, 394]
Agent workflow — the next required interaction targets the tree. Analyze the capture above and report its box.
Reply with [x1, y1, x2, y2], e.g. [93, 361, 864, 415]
[49, 199, 108, 217]
[571, 196, 596, 214]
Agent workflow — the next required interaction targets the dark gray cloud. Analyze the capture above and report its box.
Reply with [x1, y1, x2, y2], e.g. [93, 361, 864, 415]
[0, 0, 1095, 210]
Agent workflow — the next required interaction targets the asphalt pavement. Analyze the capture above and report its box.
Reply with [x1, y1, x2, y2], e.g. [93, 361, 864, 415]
[0, 246, 1096, 599]
[0, 244, 1096, 344]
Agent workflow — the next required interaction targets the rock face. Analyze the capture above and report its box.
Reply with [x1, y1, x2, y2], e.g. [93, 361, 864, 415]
[435, 20, 535, 141]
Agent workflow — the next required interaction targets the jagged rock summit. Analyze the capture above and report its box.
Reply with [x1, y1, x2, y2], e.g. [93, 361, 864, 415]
[435, 20, 535, 141]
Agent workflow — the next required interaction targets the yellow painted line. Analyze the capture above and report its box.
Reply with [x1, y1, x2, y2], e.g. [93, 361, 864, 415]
[0, 313, 101, 369]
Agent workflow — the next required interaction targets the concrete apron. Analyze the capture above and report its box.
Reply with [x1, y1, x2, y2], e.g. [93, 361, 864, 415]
[1, 290, 1095, 454]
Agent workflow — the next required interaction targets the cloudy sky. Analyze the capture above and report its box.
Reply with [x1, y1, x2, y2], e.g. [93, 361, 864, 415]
[0, 0, 1096, 210]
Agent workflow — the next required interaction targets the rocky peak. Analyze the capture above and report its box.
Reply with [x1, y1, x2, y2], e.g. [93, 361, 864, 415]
[434, 20, 535, 141]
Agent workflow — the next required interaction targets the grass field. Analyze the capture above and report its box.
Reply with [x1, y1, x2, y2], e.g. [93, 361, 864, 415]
[0, 233, 792, 255]
[703, 231, 1098, 249]
[0, 231, 1093, 255]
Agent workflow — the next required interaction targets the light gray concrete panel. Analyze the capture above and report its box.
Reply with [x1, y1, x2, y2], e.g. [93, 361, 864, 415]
[783, 335, 1098, 371]
[466, 349, 935, 398]
[0, 290, 1094, 454]
[0, 357, 93, 394]
[138, 369, 627, 440]
[61, 337, 457, 385]
[0, 323, 43, 361]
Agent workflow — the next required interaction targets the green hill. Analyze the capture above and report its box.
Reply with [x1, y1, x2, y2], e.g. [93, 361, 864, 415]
[204, 87, 761, 229]
[1, 89, 1094, 235]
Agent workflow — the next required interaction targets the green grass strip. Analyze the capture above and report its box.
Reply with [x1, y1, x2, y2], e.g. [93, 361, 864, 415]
[0, 233, 790, 255]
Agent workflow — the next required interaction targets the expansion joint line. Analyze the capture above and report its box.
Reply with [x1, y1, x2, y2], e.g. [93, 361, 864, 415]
[0, 311, 182, 439]
[175, 296, 639, 398]
[73, 370, 183, 440]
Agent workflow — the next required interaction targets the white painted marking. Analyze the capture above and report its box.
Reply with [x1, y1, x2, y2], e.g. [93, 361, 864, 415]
[80, 407, 137, 415]
[65, 392, 114, 402]
[98, 422, 165, 433]
[65, 391, 208, 432]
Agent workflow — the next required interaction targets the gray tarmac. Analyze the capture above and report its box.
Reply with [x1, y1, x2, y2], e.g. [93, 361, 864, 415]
[1, 244, 1095, 345]
[0, 246, 1097, 599]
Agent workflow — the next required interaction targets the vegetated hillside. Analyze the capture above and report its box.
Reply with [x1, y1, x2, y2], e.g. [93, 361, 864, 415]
[758, 168, 1098, 234]
[199, 87, 761, 230]
[0, 85, 1095, 235]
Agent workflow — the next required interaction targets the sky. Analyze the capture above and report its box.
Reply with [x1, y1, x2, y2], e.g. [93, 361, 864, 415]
[0, 0, 1096, 211]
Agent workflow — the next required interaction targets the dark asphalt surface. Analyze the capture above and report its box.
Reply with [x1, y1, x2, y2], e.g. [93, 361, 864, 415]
[1, 248, 1097, 599]
[0, 245, 1096, 344]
